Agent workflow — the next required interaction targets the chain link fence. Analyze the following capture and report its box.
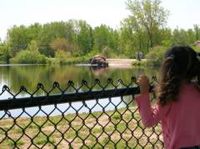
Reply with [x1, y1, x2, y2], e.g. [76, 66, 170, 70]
[0, 77, 163, 149]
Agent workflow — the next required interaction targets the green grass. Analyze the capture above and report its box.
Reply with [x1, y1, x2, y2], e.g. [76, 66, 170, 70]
[0, 106, 163, 148]
[33, 136, 55, 145]
[6, 139, 25, 147]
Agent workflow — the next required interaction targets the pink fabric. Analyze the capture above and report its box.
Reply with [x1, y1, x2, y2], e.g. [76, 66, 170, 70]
[135, 82, 200, 149]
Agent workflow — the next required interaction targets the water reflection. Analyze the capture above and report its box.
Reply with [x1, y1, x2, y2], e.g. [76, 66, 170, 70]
[0, 65, 158, 94]
[89, 66, 109, 76]
[0, 65, 160, 98]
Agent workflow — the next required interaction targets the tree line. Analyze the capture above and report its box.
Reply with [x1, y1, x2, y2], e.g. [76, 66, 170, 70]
[0, 0, 200, 64]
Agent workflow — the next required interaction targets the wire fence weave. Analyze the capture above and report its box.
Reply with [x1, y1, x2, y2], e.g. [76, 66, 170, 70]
[0, 77, 163, 149]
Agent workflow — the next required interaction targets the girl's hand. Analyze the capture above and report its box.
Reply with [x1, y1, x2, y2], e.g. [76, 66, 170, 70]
[136, 75, 150, 94]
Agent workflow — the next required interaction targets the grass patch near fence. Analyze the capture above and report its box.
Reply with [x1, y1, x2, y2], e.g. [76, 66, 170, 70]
[0, 106, 163, 149]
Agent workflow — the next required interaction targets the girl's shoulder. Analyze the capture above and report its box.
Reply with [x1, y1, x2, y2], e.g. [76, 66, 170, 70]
[178, 82, 200, 101]
[183, 80, 200, 92]
[193, 82, 200, 92]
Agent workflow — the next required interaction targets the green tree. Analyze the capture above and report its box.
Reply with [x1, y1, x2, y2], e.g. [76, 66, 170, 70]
[63, 20, 79, 55]
[50, 38, 75, 56]
[37, 22, 67, 57]
[160, 28, 173, 47]
[0, 42, 11, 63]
[7, 25, 30, 56]
[194, 24, 200, 41]
[172, 28, 196, 45]
[187, 29, 196, 44]
[75, 20, 93, 55]
[7, 23, 42, 57]
[27, 23, 42, 41]
[123, 0, 169, 51]
[10, 40, 47, 64]
[93, 25, 118, 57]
[119, 20, 148, 57]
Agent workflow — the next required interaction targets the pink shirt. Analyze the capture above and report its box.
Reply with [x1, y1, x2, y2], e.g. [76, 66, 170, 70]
[135, 82, 200, 149]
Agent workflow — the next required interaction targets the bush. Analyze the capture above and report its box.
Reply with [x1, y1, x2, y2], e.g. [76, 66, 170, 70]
[0, 44, 11, 64]
[132, 59, 147, 67]
[192, 45, 200, 53]
[48, 56, 88, 65]
[10, 50, 47, 64]
[145, 46, 167, 66]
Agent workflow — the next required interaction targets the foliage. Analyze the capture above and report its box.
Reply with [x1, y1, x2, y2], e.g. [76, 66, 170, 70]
[118, 26, 140, 58]
[55, 50, 68, 59]
[10, 50, 47, 64]
[7, 24, 42, 57]
[54, 50, 69, 65]
[76, 20, 93, 55]
[123, 0, 169, 52]
[145, 45, 167, 65]
[50, 38, 75, 56]
[92, 25, 120, 57]
[192, 45, 200, 53]
[102, 46, 113, 58]
[10, 41, 47, 64]
[0, 43, 11, 63]
[132, 60, 147, 67]
[172, 28, 196, 45]
[37, 22, 69, 57]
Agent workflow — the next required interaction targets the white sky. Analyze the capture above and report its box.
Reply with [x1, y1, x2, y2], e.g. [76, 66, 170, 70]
[1, 0, 200, 41]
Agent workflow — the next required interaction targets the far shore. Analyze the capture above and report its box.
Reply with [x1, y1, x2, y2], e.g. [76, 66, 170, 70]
[107, 58, 146, 67]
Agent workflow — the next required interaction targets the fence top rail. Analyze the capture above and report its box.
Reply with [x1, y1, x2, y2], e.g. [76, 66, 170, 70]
[0, 77, 156, 110]
[0, 87, 139, 110]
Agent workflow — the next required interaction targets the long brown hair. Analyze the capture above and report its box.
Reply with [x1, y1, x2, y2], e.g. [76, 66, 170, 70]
[158, 45, 200, 106]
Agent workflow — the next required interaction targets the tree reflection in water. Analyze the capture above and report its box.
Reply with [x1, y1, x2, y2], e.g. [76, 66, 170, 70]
[0, 64, 159, 94]
[89, 66, 109, 76]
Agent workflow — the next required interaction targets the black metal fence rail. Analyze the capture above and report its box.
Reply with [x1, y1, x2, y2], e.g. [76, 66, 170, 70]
[0, 78, 163, 149]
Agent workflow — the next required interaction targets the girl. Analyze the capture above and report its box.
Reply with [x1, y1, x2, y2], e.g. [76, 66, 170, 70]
[135, 45, 200, 149]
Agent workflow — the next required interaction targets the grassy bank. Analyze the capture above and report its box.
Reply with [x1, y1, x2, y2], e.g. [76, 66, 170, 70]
[132, 59, 161, 67]
[0, 106, 162, 149]
[48, 57, 88, 65]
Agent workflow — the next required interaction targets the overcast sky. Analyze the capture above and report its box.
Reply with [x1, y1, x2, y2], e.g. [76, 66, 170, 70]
[1, 0, 200, 41]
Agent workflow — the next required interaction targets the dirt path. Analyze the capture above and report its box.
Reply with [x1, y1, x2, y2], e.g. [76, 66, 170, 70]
[107, 59, 137, 67]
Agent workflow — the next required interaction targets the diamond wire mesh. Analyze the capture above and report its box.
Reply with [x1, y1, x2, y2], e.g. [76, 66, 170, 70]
[0, 77, 164, 149]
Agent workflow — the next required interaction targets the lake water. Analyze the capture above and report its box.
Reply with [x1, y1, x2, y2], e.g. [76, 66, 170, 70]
[0, 64, 158, 117]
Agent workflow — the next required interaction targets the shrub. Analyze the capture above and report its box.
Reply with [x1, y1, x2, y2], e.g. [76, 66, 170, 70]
[192, 45, 200, 53]
[55, 50, 68, 59]
[145, 46, 167, 66]
[10, 50, 47, 64]
[132, 59, 147, 67]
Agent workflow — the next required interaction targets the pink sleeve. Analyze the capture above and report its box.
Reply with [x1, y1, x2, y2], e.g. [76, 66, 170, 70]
[135, 93, 162, 128]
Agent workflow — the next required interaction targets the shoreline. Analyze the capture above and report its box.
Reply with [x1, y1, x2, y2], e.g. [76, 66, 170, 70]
[107, 58, 147, 67]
